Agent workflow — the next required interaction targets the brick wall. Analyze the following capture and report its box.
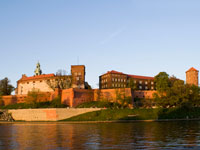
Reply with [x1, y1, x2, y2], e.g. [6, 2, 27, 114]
[1, 88, 157, 107]
[133, 90, 156, 99]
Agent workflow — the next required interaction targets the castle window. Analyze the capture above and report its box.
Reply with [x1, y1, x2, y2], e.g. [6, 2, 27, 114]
[118, 79, 120, 82]
[139, 86, 142, 89]
[134, 80, 137, 83]
[124, 79, 126, 82]
[139, 81, 142, 84]
[78, 72, 81, 75]
[115, 78, 117, 82]
[27, 82, 29, 84]
[112, 78, 114, 82]
[112, 84, 114, 87]
[145, 81, 148, 85]
[145, 86, 148, 90]
[151, 87, 154, 90]
[151, 81, 154, 85]
[75, 72, 77, 76]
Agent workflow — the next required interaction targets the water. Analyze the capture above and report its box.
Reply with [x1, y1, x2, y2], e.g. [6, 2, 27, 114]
[0, 121, 200, 150]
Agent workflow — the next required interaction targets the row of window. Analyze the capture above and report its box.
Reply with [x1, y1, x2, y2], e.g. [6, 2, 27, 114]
[138, 86, 154, 90]
[133, 80, 154, 85]
[112, 84, 126, 88]
[111, 74, 125, 78]
[112, 78, 126, 82]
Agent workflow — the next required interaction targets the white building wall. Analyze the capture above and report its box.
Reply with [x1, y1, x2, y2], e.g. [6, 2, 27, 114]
[18, 80, 54, 95]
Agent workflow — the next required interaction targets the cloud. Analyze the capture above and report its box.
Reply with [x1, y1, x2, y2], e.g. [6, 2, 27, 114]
[100, 27, 126, 45]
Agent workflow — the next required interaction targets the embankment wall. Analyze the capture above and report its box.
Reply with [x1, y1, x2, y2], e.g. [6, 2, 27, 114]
[8, 108, 101, 121]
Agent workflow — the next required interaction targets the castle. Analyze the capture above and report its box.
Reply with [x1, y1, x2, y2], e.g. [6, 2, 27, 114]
[0, 64, 199, 107]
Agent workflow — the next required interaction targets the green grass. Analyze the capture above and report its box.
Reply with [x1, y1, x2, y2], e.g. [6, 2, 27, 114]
[62, 107, 200, 121]
[75, 101, 122, 108]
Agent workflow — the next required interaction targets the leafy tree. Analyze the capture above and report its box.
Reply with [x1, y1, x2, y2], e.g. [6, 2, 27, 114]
[85, 82, 92, 89]
[0, 78, 14, 95]
[128, 78, 137, 90]
[155, 72, 170, 93]
[25, 90, 46, 105]
[154, 79, 200, 108]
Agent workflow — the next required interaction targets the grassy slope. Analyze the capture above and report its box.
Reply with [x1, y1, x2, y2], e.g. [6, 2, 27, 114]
[62, 107, 200, 121]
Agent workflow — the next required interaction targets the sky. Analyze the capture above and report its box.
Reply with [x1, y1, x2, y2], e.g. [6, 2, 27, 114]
[1, 0, 200, 89]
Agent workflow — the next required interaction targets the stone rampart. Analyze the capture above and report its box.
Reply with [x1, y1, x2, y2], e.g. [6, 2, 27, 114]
[1, 88, 156, 108]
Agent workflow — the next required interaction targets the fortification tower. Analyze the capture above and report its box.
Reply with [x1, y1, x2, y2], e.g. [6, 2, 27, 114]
[71, 65, 85, 89]
[186, 67, 199, 86]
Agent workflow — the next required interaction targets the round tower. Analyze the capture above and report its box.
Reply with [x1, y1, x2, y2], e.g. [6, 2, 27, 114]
[186, 67, 199, 86]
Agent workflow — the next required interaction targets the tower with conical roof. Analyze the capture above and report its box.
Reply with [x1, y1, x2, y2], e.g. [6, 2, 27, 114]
[34, 62, 42, 76]
[186, 67, 199, 86]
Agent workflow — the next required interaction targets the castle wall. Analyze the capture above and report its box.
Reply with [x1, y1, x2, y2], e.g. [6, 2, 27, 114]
[133, 90, 156, 99]
[1, 88, 156, 107]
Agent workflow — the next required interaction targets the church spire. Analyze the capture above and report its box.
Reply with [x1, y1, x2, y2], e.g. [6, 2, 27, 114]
[34, 62, 42, 76]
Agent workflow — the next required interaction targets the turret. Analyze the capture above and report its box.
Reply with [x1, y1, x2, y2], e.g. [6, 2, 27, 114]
[34, 62, 42, 76]
[186, 67, 199, 86]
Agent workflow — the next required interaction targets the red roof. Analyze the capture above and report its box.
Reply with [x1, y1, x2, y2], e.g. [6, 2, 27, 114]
[107, 70, 126, 75]
[102, 70, 154, 80]
[19, 74, 55, 81]
[186, 67, 199, 73]
[128, 75, 154, 80]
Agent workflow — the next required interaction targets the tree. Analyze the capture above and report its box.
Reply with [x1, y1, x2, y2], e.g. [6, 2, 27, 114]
[0, 78, 14, 95]
[154, 79, 200, 108]
[46, 70, 72, 90]
[154, 72, 170, 93]
[128, 78, 137, 90]
[25, 90, 46, 104]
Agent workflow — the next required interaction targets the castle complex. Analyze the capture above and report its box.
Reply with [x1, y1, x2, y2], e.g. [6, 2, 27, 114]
[1, 64, 199, 107]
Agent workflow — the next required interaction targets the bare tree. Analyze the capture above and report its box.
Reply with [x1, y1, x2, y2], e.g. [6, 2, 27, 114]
[46, 70, 72, 90]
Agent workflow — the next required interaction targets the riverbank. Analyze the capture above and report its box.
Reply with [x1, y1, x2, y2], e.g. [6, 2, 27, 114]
[61, 107, 200, 122]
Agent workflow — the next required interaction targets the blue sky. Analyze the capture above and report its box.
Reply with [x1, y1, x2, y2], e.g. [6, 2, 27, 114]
[1, 0, 200, 88]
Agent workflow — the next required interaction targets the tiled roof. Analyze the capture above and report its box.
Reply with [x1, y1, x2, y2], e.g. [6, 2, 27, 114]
[103, 70, 154, 80]
[128, 75, 154, 80]
[107, 70, 126, 75]
[19, 74, 55, 81]
[186, 67, 199, 73]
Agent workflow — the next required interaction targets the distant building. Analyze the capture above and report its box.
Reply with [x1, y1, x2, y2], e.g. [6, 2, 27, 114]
[99, 70, 155, 90]
[16, 63, 86, 95]
[186, 67, 199, 86]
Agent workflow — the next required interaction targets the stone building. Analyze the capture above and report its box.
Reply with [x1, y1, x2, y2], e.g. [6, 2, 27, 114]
[186, 67, 199, 86]
[99, 70, 155, 90]
[16, 63, 86, 95]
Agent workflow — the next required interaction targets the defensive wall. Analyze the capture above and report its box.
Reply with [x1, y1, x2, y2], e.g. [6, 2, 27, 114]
[1, 88, 156, 107]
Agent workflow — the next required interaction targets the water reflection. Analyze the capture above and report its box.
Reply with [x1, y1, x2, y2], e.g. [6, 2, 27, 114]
[0, 121, 200, 149]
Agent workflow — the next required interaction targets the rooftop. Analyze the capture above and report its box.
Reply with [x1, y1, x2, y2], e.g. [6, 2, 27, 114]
[19, 74, 55, 81]
[186, 67, 199, 73]
[102, 70, 154, 80]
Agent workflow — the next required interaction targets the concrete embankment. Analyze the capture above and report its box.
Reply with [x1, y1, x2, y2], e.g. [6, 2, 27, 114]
[8, 108, 101, 121]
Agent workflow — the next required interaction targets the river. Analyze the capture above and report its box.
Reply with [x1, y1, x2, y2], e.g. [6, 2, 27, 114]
[0, 121, 200, 149]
